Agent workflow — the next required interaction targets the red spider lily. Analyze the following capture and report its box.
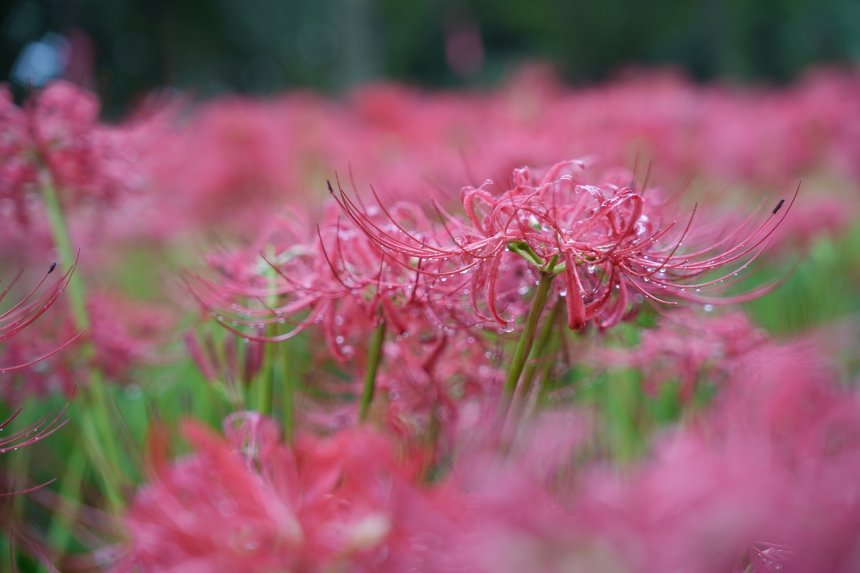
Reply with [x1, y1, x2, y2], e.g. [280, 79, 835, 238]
[0, 261, 79, 374]
[595, 309, 768, 400]
[1, 262, 77, 495]
[331, 158, 796, 331]
[1, 289, 170, 401]
[0, 397, 72, 491]
[189, 203, 475, 359]
[113, 414, 450, 573]
[0, 81, 156, 225]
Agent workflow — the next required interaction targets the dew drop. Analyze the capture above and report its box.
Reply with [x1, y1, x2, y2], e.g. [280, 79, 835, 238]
[704, 304, 714, 312]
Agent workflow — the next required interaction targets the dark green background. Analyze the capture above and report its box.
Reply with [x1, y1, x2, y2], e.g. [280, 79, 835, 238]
[3, 0, 860, 111]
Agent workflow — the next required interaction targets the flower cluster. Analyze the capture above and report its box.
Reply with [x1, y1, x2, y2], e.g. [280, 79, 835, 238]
[0, 82, 158, 226]
[333, 159, 794, 331]
[113, 413, 447, 573]
[2, 69, 858, 573]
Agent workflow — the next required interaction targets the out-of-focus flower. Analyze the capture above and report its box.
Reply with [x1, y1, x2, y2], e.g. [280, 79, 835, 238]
[183, 328, 264, 406]
[0, 262, 77, 373]
[0, 82, 156, 219]
[420, 343, 860, 573]
[1, 290, 172, 399]
[113, 414, 452, 573]
[190, 202, 472, 356]
[0, 263, 75, 490]
[596, 309, 768, 400]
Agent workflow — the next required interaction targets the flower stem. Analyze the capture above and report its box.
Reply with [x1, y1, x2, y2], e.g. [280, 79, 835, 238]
[359, 318, 386, 422]
[518, 298, 562, 400]
[40, 181, 88, 329]
[281, 342, 296, 441]
[256, 252, 279, 417]
[503, 272, 555, 405]
[46, 439, 87, 555]
[257, 340, 275, 417]
[40, 180, 125, 513]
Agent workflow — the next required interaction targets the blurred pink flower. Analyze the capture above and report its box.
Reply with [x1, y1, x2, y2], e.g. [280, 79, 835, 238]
[1, 290, 172, 399]
[114, 415, 452, 573]
[596, 309, 768, 400]
[0, 263, 74, 492]
[0, 82, 158, 226]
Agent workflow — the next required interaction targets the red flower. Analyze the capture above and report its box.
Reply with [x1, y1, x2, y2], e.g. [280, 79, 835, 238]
[190, 203, 473, 358]
[1, 262, 79, 375]
[0, 262, 76, 490]
[114, 414, 451, 572]
[332, 158, 795, 331]
[0, 81, 157, 225]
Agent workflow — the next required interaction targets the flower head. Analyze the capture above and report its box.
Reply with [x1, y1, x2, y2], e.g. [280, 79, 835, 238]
[332, 158, 795, 331]
[0, 81, 156, 225]
[114, 414, 450, 573]
[190, 202, 473, 356]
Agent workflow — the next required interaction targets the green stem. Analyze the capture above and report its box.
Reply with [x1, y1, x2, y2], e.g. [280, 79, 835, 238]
[503, 272, 555, 403]
[257, 340, 274, 417]
[40, 181, 125, 513]
[359, 319, 386, 422]
[256, 253, 279, 417]
[518, 299, 562, 400]
[46, 440, 88, 556]
[40, 182, 88, 329]
[281, 341, 296, 441]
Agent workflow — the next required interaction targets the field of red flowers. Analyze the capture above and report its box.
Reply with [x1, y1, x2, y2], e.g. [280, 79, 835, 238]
[2, 66, 860, 572]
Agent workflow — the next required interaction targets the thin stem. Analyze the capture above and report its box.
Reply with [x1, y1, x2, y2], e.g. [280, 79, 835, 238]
[40, 181, 88, 330]
[281, 342, 296, 441]
[40, 180, 125, 513]
[257, 340, 274, 417]
[256, 252, 279, 417]
[359, 318, 387, 422]
[518, 299, 562, 400]
[503, 272, 555, 405]
[46, 440, 87, 556]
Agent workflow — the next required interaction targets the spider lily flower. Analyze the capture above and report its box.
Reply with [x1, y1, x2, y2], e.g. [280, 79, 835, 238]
[595, 309, 768, 401]
[113, 415, 450, 573]
[0, 261, 79, 374]
[189, 204, 475, 360]
[0, 81, 156, 225]
[2, 288, 170, 401]
[0, 263, 76, 494]
[331, 158, 796, 331]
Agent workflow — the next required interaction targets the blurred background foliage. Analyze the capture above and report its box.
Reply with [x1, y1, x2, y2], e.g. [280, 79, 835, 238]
[2, 0, 860, 114]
